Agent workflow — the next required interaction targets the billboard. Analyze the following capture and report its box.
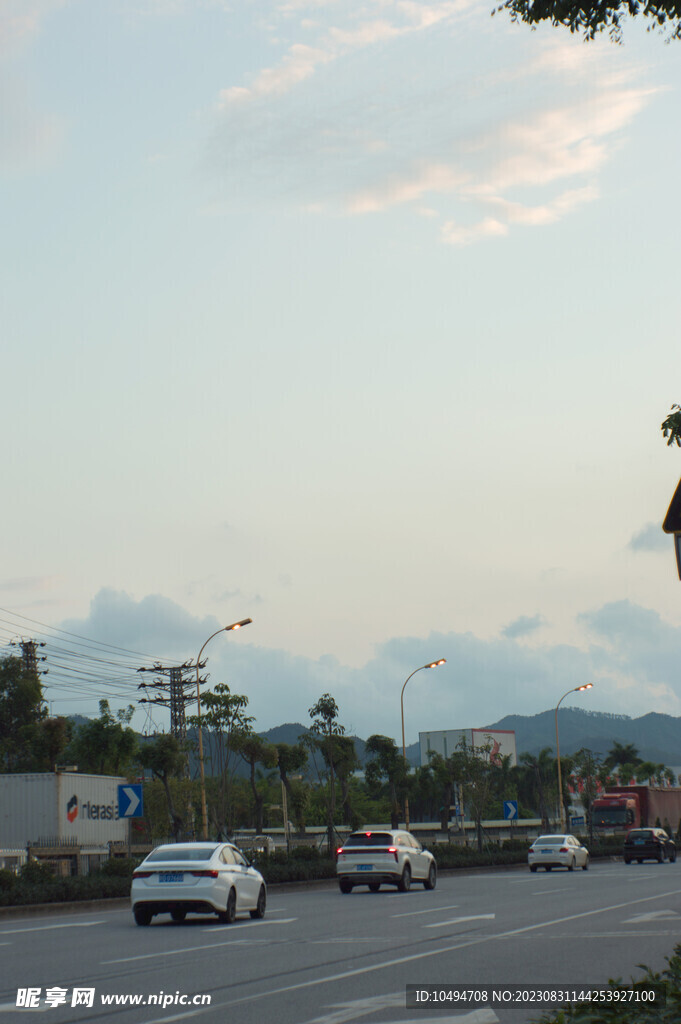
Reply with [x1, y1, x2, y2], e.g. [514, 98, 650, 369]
[419, 728, 517, 768]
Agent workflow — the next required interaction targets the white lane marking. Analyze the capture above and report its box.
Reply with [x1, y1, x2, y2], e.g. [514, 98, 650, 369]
[0, 920, 104, 935]
[0, 1003, 49, 1013]
[622, 910, 681, 923]
[533, 889, 569, 895]
[130, 886, 681, 1023]
[392, 904, 459, 918]
[200, 917, 296, 932]
[425, 914, 495, 929]
[103, 919, 298, 963]
[298, 991, 499, 1024]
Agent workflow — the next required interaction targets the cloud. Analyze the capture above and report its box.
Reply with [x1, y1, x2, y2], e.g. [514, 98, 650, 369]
[629, 522, 669, 553]
[55, 590, 681, 744]
[502, 614, 546, 639]
[208, 4, 656, 245]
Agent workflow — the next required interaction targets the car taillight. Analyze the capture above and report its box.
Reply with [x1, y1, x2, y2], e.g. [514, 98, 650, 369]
[388, 846, 398, 862]
[559, 847, 568, 852]
[191, 870, 219, 878]
[336, 847, 344, 856]
[133, 871, 152, 878]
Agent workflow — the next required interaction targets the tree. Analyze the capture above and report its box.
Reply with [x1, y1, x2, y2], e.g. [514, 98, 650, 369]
[518, 747, 556, 830]
[495, 1, 681, 42]
[139, 734, 188, 841]
[275, 741, 310, 832]
[304, 693, 345, 853]
[233, 732, 278, 833]
[457, 738, 497, 851]
[187, 683, 254, 835]
[662, 404, 681, 447]
[365, 735, 407, 829]
[333, 735, 361, 828]
[604, 741, 642, 770]
[65, 700, 138, 776]
[0, 654, 46, 771]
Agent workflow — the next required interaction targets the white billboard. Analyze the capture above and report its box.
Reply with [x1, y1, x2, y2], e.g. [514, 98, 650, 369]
[419, 728, 517, 767]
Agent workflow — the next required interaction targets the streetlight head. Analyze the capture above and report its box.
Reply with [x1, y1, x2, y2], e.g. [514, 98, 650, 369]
[576, 683, 593, 692]
[426, 659, 446, 669]
[225, 618, 253, 631]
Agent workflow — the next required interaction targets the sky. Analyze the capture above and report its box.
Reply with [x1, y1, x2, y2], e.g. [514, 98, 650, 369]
[2, 0, 681, 750]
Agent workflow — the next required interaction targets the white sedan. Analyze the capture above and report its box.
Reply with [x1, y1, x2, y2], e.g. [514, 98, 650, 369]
[336, 829, 437, 893]
[528, 834, 589, 872]
[131, 842, 267, 926]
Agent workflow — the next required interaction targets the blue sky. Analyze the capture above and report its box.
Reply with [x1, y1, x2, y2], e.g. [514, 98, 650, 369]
[2, 0, 681, 746]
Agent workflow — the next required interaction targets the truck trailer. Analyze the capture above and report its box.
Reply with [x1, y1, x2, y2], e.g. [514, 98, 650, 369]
[591, 785, 681, 834]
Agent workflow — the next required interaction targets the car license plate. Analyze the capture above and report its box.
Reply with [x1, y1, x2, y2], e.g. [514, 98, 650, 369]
[357, 864, 372, 871]
[634, 840, 644, 845]
[159, 872, 184, 883]
[541, 849, 552, 854]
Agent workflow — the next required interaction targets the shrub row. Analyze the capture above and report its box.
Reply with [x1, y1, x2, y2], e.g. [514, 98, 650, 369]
[0, 838, 621, 907]
[537, 944, 681, 1023]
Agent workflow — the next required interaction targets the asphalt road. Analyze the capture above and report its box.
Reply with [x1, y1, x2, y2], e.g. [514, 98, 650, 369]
[2, 862, 681, 1024]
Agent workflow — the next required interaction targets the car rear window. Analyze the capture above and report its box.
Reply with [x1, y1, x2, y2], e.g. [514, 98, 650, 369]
[147, 846, 218, 862]
[534, 836, 565, 846]
[627, 831, 653, 841]
[345, 833, 394, 847]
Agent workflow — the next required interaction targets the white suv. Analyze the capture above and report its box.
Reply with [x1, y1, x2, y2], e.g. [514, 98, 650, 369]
[336, 829, 437, 893]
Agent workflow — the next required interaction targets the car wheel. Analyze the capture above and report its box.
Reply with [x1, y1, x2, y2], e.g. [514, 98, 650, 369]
[637, 858, 643, 864]
[218, 888, 237, 924]
[368, 883, 381, 892]
[582, 856, 589, 871]
[398, 864, 411, 892]
[568, 858, 575, 872]
[134, 907, 152, 927]
[424, 864, 437, 890]
[670, 849, 677, 863]
[624, 856, 631, 864]
[170, 909, 186, 923]
[339, 878, 353, 894]
[530, 865, 537, 872]
[546, 866, 552, 872]
[658, 849, 664, 863]
[250, 885, 266, 919]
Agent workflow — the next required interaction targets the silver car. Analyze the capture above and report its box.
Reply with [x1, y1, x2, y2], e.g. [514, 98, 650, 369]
[131, 842, 267, 926]
[336, 829, 437, 893]
[528, 834, 589, 872]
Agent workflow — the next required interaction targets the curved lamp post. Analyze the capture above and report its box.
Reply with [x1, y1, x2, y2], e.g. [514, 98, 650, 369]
[555, 683, 593, 831]
[196, 618, 252, 840]
[400, 659, 446, 829]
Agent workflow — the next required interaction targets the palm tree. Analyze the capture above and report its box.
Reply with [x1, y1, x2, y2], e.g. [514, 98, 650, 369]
[518, 748, 556, 830]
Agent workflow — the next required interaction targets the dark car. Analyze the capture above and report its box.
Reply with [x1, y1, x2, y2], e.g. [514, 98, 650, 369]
[623, 828, 677, 864]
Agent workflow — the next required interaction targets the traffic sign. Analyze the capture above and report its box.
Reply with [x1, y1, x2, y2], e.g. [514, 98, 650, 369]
[503, 800, 518, 820]
[571, 816, 585, 827]
[118, 784, 143, 818]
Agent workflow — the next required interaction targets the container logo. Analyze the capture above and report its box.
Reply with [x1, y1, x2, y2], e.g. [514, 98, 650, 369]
[66, 795, 78, 823]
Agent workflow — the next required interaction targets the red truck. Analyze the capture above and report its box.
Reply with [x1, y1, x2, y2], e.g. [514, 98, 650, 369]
[591, 785, 681, 834]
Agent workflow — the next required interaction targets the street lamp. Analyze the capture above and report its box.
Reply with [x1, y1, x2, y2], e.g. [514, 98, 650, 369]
[196, 618, 252, 840]
[555, 683, 593, 832]
[400, 659, 446, 830]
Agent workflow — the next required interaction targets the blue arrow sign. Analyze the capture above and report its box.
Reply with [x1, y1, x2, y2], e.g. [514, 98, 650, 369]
[504, 800, 518, 820]
[118, 783, 143, 818]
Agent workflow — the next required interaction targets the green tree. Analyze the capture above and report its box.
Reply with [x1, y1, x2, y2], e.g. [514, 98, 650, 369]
[365, 734, 407, 829]
[139, 734, 188, 841]
[187, 683, 254, 835]
[495, 0, 681, 41]
[662, 404, 681, 446]
[457, 738, 497, 852]
[232, 732, 278, 833]
[333, 734, 361, 828]
[604, 741, 642, 770]
[0, 654, 46, 771]
[304, 693, 345, 853]
[275, 741, 310, 831]
[518, 747, 556, 830]
[65, 700, 138, 775]
[31, 716, 73, 771]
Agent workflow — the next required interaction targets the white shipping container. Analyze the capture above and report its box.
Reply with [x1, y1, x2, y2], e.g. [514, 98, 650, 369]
[0, 773, 129, 848]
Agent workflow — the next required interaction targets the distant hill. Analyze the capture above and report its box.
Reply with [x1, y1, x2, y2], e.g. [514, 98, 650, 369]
[483, 707, 681, 765]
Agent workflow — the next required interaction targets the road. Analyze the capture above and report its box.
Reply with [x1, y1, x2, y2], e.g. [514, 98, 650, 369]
[2, 862, 681, 1024]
